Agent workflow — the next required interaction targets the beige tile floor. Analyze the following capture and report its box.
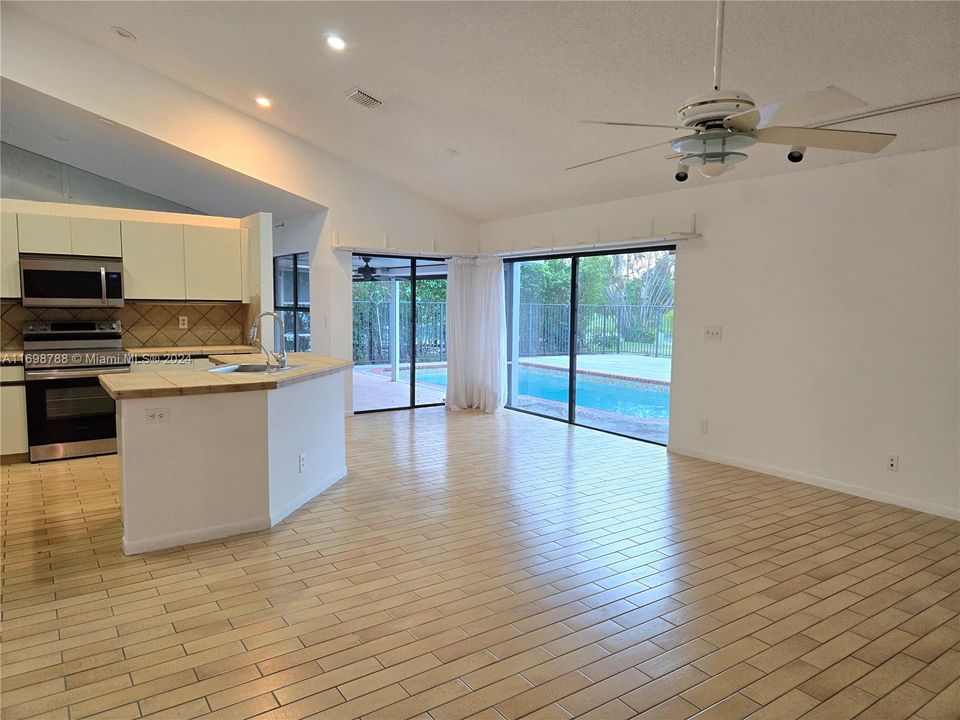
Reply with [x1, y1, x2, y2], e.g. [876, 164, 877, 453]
[1, 408, 959, 720]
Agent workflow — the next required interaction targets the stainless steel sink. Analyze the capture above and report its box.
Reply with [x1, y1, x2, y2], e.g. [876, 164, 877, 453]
[209, 363, 300, 374]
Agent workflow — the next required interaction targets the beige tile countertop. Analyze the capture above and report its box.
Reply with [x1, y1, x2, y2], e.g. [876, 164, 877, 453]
[100, 352, 353, 400]
[124, 344, 254, 357]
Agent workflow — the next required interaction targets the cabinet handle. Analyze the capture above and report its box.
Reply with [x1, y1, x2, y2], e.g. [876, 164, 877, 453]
[100, 266, 107, 304]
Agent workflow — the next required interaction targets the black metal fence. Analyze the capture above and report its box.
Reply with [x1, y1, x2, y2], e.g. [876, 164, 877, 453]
[517, 303, 673, 357]
[353, 301, 673, 364]
[353, 301, 447, 365]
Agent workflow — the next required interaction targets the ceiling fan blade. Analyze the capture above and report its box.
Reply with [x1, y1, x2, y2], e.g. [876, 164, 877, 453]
[565, 140, 671, 171]
[725, 86, 868, 132]
[581, 120, 690, 131]
[754, 126, 896, 153]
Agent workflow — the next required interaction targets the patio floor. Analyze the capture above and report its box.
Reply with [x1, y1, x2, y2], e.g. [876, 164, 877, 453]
[353, 367, 445, 412]
[523, 353, 672, 383]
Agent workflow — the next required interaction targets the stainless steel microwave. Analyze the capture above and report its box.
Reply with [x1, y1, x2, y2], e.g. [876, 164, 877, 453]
[20, 254, 124, 307]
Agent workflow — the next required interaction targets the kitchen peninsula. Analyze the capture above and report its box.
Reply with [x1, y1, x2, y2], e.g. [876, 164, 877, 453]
[101, 352, 352, 554]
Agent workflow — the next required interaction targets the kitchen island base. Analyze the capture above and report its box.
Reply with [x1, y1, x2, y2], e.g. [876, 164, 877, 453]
[117, 367, 347, 554]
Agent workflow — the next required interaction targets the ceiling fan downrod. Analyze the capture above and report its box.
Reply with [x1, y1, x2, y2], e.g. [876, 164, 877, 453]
[713, 0, 725, 91]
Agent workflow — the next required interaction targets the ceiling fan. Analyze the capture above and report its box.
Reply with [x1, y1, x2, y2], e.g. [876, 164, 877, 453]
[568, 0, 897, 180]
[354, 256, 379, 280]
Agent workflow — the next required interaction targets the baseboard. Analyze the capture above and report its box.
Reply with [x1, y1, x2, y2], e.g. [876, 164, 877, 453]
[667, 444, 960, 521]
[1, 452, 29, 465]
[122, 516, 271, 555]
[269, 465, 348, 526]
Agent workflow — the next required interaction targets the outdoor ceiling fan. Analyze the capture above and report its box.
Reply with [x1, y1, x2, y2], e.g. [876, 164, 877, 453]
[355, 256, 379, 280]
[568, 0, 897, 179]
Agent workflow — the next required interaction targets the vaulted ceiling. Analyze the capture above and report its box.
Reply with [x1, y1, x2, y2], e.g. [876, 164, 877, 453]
[10, 1, 960, 221]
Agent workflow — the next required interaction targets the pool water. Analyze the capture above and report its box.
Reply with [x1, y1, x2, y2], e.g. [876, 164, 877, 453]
[413, 367, 669, 418]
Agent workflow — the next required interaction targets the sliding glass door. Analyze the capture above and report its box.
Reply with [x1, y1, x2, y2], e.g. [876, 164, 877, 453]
[351, 254, 448, 412]
[505, 259, 571, 420]
[506, 247, 675, 444]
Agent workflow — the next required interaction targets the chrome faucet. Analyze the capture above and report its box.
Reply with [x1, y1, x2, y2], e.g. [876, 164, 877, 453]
[249, 311, 287, 370]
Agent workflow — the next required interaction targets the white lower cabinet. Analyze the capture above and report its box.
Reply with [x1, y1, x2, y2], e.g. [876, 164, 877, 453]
[1, 366, 28, 455]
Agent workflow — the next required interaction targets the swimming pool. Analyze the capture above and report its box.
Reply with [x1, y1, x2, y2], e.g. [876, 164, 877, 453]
[413, 366, 670, 418]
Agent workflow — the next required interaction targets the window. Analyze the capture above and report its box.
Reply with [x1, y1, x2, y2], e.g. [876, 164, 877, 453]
[274, 253, 311, 352]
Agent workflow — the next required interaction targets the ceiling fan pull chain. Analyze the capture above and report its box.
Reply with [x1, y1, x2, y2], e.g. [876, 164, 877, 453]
[713, 0, 725, 90]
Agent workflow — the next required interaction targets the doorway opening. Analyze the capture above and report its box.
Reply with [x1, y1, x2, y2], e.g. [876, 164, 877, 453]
[351, 254, 448, 412]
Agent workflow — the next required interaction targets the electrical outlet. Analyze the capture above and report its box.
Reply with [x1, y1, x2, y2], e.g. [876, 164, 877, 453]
[704, 325, 723, 341]
[178, 316, 189, 329]
[699, 419, 709, 434]
[887, 455, 899, 472]
[145, 408, 170, 424]
[299, 453, 306, 474]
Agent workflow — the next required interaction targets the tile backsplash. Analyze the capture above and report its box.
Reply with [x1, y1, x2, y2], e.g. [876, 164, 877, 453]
[0, 300, 247, 350]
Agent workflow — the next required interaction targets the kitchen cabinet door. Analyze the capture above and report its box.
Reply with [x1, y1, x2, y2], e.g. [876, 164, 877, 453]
[184, 226, 242, 301]
[0, 367, 27, 455]
[1, 212, 20, 297]
[17, 214, 71, 254]
[71, 217, 122, 257]
[121, 222, 185, 300]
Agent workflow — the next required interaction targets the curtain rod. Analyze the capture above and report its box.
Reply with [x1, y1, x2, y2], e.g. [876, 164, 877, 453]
[333, 233, 700, 260]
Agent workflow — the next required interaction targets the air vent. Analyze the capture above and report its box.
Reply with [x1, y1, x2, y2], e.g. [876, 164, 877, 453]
[346, 88, 383, 109]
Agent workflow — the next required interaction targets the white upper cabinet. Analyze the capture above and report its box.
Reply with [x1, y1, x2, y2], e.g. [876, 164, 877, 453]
[70, 217, 122, 257]
[17, 213, 71, 254]
[5, 206, 247, 303]
[1, 212, 20, 298]
[122, 221, 185, 300]
[184, 226, 242, 301]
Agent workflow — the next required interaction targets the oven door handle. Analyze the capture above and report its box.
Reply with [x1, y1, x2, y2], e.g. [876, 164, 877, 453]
[25, 367, 131, 381]
[100, 266, 107, 305]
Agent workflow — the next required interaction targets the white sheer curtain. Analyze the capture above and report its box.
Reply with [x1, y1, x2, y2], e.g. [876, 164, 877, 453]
[445, 257, 507, 413]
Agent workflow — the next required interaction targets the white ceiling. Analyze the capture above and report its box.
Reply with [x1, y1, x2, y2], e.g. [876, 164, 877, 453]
[10, 1, 960, 222]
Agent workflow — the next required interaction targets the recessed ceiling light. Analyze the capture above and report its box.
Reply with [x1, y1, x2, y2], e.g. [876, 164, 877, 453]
[111, 25, 137, 41]
[255, 96, 272, 108]
[325, 34, 346, 51]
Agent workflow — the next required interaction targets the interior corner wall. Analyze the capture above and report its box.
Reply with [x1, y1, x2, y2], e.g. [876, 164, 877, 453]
[481, 148, 960, 519]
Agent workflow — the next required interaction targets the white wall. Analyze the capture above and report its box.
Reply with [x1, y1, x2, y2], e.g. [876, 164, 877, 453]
[482, 148, 960, 519]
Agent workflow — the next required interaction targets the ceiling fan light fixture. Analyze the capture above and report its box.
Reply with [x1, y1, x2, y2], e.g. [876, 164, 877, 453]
[672, 129, 756, 155]
[698, 162, 736, 178]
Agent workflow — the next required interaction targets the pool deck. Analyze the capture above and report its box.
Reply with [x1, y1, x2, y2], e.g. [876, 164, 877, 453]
[353, 368, 445, 411]
[522, 354, 672, 383]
